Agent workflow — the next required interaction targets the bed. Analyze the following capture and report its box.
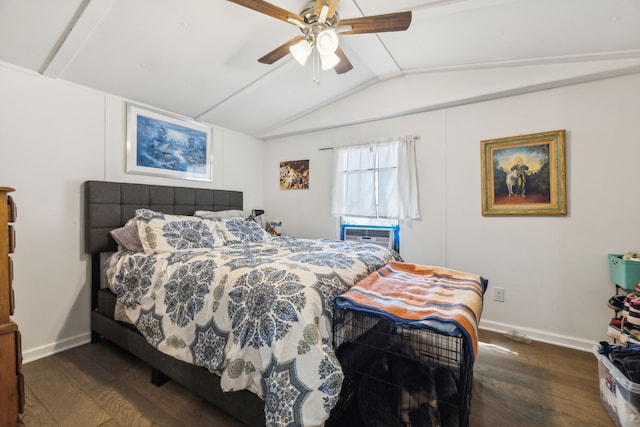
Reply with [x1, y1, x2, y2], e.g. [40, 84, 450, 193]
[84, 180, 401, 427]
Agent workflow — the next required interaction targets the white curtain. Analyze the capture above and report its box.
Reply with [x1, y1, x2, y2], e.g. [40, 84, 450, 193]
[398, 136, 421, 219]
[376, 140, 399, 218]
[331, 136, 420, 219]
[331, 143, 377, 217]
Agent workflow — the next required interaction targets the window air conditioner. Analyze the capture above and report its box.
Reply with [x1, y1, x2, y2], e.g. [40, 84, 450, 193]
[340, 225, 399, 252]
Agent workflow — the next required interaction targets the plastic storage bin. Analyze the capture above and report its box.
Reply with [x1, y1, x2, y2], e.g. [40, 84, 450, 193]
[592, 345, 640, 427]
[609, 254, 640, 290]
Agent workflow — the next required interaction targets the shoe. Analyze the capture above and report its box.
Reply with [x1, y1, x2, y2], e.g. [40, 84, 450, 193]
[621, 323, 640, 345]
[626, 299, 640, 326]
[629, 298, 640, 314]
[622, 293, 640, 319]
[607, 317, 623, 340]
[608, 295, 626, 311]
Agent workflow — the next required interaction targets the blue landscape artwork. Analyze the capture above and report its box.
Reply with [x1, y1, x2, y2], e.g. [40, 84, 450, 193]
[136, 114, 208, 173]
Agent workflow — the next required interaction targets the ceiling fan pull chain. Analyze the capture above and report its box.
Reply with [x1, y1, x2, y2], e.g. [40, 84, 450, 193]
[312, 48, 320, 85]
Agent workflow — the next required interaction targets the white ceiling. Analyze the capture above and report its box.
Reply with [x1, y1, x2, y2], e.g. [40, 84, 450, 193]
[1, 0, 639, 139]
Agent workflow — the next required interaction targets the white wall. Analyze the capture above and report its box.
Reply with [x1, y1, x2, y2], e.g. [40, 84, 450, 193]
[0, 63, 265, 361]
[263, 73, 640, 351]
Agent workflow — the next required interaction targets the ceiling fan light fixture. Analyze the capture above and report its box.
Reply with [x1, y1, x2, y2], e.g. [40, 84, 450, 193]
[318, 4, 329, 24]
[289, 38, 313, 66]
[320, 52, 340, 70]
[316, 29, 339, 55]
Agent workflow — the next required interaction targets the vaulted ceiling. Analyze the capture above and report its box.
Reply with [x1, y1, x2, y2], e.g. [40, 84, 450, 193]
[1, 0, 639, 140]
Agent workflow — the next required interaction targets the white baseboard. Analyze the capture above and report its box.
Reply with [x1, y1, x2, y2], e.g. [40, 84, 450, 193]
[479, 319, 596, 352]
[21, 321, 595, 364]
[22, 332, 92, 364]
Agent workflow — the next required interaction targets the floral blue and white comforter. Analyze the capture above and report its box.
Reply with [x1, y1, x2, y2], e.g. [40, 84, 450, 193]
[105, 236, 400, 426]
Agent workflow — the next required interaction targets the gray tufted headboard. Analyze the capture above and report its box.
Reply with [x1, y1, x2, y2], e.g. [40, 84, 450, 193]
[83, 180, 243, 254]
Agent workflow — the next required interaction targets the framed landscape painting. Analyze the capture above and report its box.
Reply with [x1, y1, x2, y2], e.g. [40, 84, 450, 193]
[480, 130, 567, 216]
[126, 104, 212, 181]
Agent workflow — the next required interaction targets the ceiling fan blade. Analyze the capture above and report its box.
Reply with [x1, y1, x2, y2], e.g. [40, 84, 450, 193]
[227, 0, 303, 24]
[314, 0, 340, 19]
[258, 36, 304, 64]
[338, 11, 412, 35]
[333, 47, 353, 74]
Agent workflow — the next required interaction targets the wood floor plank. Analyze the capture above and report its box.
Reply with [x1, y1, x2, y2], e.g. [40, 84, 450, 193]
[19, 381, 56, 427]
[469, 376, 545, 426]
[67, 341, 245, 426]
[93, 386, 164, 427]
[469, 330, 615, 427]
[22, 356, 114, 426]
[24, 346, 182, 427]
[57, 349, 188, 427]
[119, 368, 245, 427]
[96, 421, 126, 427]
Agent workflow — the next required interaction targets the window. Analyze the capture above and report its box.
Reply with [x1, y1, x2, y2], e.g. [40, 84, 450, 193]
[331, 136, 420, 221]
[331, 140, 398, 219]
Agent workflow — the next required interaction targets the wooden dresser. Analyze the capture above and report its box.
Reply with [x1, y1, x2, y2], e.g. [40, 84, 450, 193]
[0, 187, 23, 427]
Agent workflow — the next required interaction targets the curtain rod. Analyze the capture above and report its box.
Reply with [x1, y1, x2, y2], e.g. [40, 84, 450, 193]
[318, 135, 420, 151]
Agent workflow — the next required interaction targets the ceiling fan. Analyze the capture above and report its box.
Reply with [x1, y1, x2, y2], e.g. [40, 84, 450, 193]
[227, 0, 412, 75]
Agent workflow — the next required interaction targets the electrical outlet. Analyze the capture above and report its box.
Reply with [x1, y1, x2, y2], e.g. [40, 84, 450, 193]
[493, 287, 505, 302]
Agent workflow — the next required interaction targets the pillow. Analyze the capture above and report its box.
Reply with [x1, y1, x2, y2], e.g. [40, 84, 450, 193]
[195, 209, 244, 219]
[110, 224, 144, 252]
[215, 218, 271, 243]
[134, 209, 225, 254]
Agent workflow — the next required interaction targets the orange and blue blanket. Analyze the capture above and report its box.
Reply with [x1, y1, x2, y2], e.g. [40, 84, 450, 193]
[334, 261, 487, 363]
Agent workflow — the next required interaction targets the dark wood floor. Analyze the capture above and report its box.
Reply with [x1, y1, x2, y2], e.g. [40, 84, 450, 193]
[19, 329, 615, 427]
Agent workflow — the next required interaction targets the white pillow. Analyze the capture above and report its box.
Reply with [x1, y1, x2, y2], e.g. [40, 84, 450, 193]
[195, 209, 244, 219]
[135, 209, 225, 255]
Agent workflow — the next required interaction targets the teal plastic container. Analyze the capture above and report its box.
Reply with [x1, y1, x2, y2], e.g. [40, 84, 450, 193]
[608, 254, 640, 290]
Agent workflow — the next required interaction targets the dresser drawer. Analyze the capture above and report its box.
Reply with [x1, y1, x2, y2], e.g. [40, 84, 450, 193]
[7, 196, 17, 223]
[0, 257, 11, 321]
[7, 258, 14, 316]
[0, 322, 22, 426]
[8, 225, 15, 253]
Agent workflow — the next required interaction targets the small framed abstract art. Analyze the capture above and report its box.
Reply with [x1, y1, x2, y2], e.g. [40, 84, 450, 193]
[126, 104, 212, 181]
[480, 130, 567, 216]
